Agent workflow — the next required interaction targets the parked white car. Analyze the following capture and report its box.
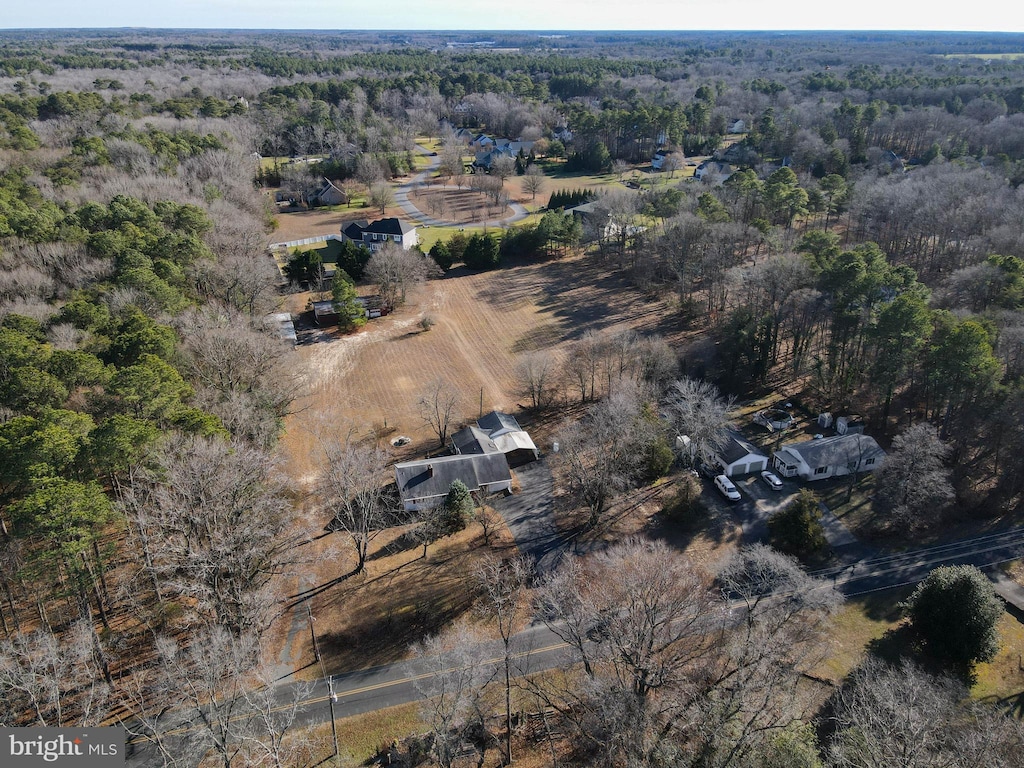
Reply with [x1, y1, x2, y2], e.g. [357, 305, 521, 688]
[714, 474, 741, 501]
[760, 470, 784, 491]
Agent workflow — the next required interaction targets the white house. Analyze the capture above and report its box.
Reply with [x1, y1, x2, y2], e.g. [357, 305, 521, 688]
[394, 454, 512, 512]
[694, 160, 734, 183]
[772, 434, 885, 481]
[652, 149, 683, 171]
[712, 435, 769, 477]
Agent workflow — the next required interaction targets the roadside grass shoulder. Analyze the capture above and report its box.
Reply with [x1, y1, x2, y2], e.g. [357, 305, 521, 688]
[815, 587, 911, 682]
[972, 614, 1024, 712]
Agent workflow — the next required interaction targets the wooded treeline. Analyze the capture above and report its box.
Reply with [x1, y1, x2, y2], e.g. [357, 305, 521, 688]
[0, 29, 332, 764]
[3, 27, 1024, 766]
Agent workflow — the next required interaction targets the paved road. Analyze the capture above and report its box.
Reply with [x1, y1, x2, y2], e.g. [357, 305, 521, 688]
[125, 621, 574, 766]
[125, 521, 1024, 766]
[816, 526, 1024, 597]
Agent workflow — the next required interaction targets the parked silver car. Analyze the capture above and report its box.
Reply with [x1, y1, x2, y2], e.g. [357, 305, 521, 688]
[760, 470, 784, 491]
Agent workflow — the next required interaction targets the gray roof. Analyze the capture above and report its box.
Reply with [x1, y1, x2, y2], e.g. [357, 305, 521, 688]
[452, 426, 498, 455]
[781, 434, 885, 470]
[341, 219, 369, 239]
[478, 411, 522, 435]
[362, 218, 415, 236]
[394, 454, 511, 504]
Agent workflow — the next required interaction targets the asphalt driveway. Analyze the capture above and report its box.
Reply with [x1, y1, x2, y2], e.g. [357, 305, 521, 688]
[492, 459, 566, 575]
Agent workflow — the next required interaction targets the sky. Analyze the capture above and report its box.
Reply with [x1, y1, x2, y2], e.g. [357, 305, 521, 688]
[3, 0, 1024, 34]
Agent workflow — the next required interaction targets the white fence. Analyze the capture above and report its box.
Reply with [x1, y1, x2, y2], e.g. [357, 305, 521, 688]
[269, 234, 344, 250]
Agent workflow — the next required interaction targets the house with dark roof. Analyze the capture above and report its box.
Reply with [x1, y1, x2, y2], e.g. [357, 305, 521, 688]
[452, 411, 539, 467]
[394, 453, 512, 512]
[310, 178, 348, 206]
[451, 426, 500, 455]
[471, 137, 535, 171]
[711, 435, 769, 477]
[772, 434, 885, 481]
[651, 149, 683, 171]
[340, 217, 418, 251]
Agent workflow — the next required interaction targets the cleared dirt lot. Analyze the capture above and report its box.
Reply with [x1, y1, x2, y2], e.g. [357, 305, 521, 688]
[278, 254, 688, 482]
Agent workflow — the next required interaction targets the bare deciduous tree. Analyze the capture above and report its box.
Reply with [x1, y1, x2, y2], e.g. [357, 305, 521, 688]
[475, 555, 532, 765]
[522, 163, 546, 201]
[364, 242, 430, 309]
[666, 376, 733, 467]
[554, 384, 653, 527]
[317, 436, 395, 575]
[176, 307, 300, 447]
[368, 183, 395, 215]
[418, 378, 460, 447]
[515, 350, 559, 409]
[534, 541, 841, 767]
[873, 423, 954, 532]
[119, 435, 317, 638]
[355, 153, 385, 188]
[535, 539, 718, 765]
[409, 619, 492, 768]
[829, 657, 1024, 768]
[0, 620, 112, 727]
[145, 627, 313, 768]
[438, 146, 465, 186]
[490, 155, 516, 186]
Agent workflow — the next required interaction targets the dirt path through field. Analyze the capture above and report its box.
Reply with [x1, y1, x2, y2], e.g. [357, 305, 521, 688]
[277, 254, 689, 484]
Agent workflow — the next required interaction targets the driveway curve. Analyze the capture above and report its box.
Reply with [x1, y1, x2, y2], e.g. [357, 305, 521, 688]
[396, 144, 531, 228]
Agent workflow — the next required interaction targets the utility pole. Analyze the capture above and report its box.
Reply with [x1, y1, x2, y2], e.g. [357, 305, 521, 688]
[308, 602, 339, 761]
[306, 601, 319, 664]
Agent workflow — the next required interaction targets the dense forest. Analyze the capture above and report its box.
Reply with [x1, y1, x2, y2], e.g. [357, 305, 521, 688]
[2, 28, 1024, 767]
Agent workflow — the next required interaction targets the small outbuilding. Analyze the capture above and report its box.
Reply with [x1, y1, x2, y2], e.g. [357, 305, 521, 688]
[312, 300, 338, 326]
[712, 435, 769, 477]
[453, 411, 540, 467]
[836, 415, 865, 435]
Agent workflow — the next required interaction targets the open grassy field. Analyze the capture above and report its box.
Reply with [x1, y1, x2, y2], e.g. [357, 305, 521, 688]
[278, 251, 687, 480]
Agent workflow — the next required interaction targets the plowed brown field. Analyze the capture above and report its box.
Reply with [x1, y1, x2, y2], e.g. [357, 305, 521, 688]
[278, 255, 685, 481]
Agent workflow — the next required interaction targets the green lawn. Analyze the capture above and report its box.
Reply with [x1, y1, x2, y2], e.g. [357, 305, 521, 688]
[817, 475, 878, 534]
[816, 587, 911, 682]
[973, 614, 1024, 713]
